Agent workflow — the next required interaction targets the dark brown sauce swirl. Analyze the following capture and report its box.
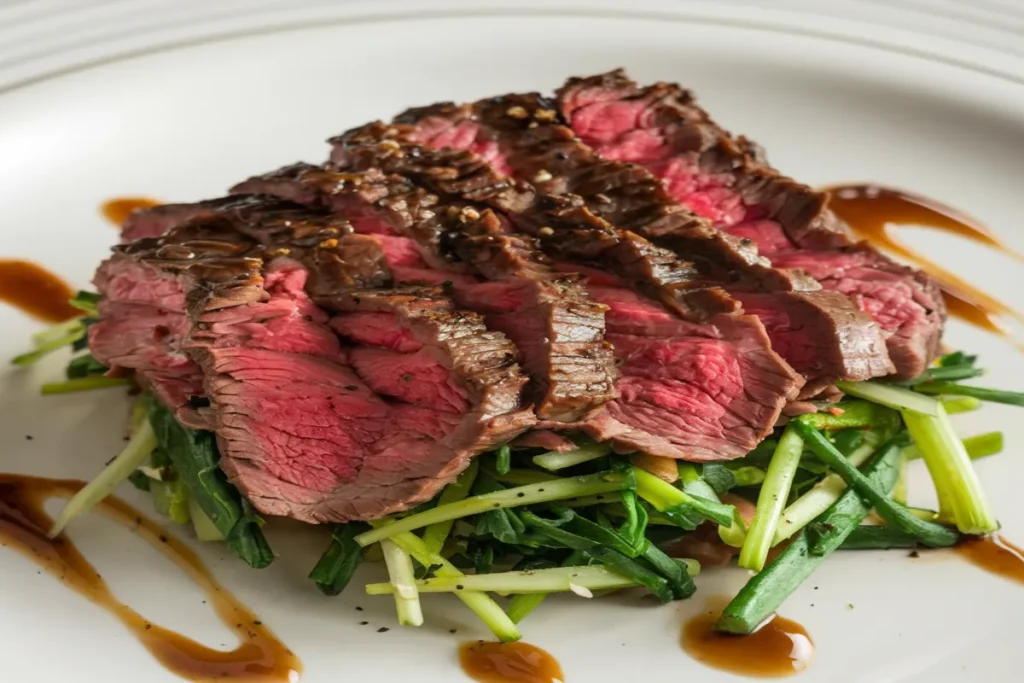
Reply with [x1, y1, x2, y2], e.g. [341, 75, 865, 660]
[102, 197, 161, 227]
[459, 641, 564, 683]
[826, 184, 1022, 341]
[681, 599, 813, 678]
[955, 535, 1024, 585]
[0, 474, 300, 682]
[0, 259, 79, 323]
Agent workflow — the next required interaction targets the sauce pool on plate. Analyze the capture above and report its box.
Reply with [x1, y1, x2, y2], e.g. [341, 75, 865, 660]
[825, 184, 1023, 342]
[0, 260, 79, 323]
[681, 601, 813, 678]
[101, 197, 161, 227]
[955, 535, 1024, 585]
[0, 474, 300, 682]
[459, 641, 564, 683]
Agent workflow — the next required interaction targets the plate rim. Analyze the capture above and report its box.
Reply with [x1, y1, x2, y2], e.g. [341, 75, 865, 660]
[1, 0, 1024, 97]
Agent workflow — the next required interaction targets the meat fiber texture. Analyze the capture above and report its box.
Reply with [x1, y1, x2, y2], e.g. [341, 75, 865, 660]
[556, 69, 943, 379]
[91, 203, 534, 523]
[326, 115, 803, 460]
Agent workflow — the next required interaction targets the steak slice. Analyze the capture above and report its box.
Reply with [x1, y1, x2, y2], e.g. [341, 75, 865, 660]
[394, 94, 894, 395]
[327, 123, 802, 459]
[231, 163, 618, 423]
[95, 204, 534, 522]
[557, 70, 943, 378]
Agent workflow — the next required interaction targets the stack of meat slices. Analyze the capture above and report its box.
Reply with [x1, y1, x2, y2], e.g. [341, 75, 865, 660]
[90, 70, 944, 523]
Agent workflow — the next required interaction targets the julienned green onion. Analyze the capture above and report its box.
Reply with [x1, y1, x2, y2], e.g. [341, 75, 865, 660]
[632, 467, 735, 528]
[49, 419, 158, 537]
[739, 424, 803, 570]
[363, 561, 700, 596]
[718, 438, 904, 635]
[901, 404, 999, 534]
[792, 418, 962, 546]
[903, 431, 1004, 462]
[773, 432, 881, 545]
[506, 593, 548, 624]
[730, 466, 766, 487]
[68, 290, 100, 316]
[354, 470, 635, 547]
[13, 326, 85, 366]
[532, 441, 611, 472]
[422, 460, 479, 554]
[940, 395, 982, 414]
[380, 539, 423, 627]
[836, 380, 939, 416]
[913, 382, 1024, 407]
[29, 315, 86, 349]
[839, 524, 920, 550]
[375, 527, 520, 642]
[494, 443, 512, 475]
[41, 376, 130, 395]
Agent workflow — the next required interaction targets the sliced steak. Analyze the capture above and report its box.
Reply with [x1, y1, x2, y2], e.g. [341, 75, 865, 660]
[394, 93, 894, 394]
[327, 122, 802, 459]
[231, 163, 618, 423]
[95, 204, 534, 522]
[557, 70, 942, 378]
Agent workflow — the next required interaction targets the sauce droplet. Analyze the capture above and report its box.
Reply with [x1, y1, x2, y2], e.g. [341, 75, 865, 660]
[459, 641, 564, 683]
[955, 535, 1024, 585]
[682, 600, 813, 678]
[0, 259, 79, 323]
[102, 197, 161, 227]
[0, 474, 301, 682]
[825, 184, 1023, 341]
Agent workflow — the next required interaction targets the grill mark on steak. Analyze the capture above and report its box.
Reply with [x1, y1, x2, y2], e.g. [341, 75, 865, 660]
[327, 119, 802, 459]
[393, 93, 895, 395]
[556, 70, 940, 379]
[94, 203, 534, 522]
[230, 162, 618, 423]
[332, 122, 736, 321]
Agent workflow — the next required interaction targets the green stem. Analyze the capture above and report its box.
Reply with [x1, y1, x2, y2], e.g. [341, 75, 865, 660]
[793, 419, 962, 546]
[532, 441, 611, 472]
[739, 424, 804, 570]
[903, 431, 1003, 462]
[901, 405, 999, 534]
[633, 468, 734, 527]
[354, 470, 634, 547]
[49, 420, 157, 537]
[940, 396, 982, 414]
[421, 460, 479, 554]
[773, 432, 880, 545]
[363, 562, 700, 596]
[374, 526, 520, 642]
[717, 439, 903, 634]
[913, 382, 1024, 407]
[836, 380, 939, 415]
[380, 539, 423, 627]
[13, 327, 85, 365]
[839, 525, 919, 550]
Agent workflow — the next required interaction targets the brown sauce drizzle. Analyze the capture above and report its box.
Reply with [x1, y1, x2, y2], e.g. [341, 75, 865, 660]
[102, 197, 161, 227]
[0, 474, 300, 682]
[0, 259, 79, 323]
[681, 599, 813, 678]
[459, 641, 564, 683]
[955, 535, 1024, 585]
[825, 184, 1023, 341]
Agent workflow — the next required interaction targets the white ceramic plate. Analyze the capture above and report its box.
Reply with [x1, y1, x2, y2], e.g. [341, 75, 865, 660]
[2, 1, 1024, 681]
